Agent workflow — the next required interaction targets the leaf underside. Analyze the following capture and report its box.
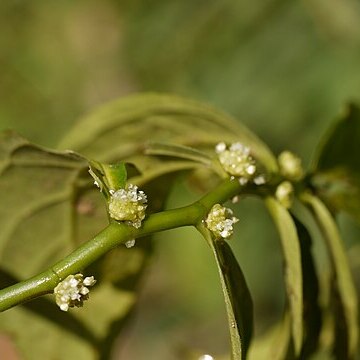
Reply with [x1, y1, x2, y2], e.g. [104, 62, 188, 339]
[265, 197, 303, 356]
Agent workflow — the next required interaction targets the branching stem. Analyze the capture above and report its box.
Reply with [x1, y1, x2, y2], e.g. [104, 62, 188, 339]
[0, 178, 244, 312]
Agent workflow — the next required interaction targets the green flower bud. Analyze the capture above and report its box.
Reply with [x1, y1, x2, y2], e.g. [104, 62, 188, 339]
[278, 151, 304, 181]
[275, 181, 294, 209]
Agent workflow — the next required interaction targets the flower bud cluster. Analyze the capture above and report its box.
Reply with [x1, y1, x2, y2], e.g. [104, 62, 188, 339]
[108, 184, 147, 228]
[54, 274, 96, 312]
[278, 151, 304, 181]
[216, 142, 256, 181]
[205, 204, 239, 239]
[215, 142, 266, 186]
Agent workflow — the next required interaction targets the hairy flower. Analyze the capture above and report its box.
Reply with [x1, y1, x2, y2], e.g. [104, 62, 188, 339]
[108, 184, 147, 228]
[205, 204, 239, 239]
[54, 274, 96, 312]
[275, 181, 294, 209]
[215, 142, 257, 184]
[278, 151, 304, 181]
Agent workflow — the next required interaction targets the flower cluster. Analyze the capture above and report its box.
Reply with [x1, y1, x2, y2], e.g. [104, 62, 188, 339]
[275, 181, 294, 209]
[54, 274, 96, 312]
[215, 142, 266, 186]
[108, 184, 148, 228]
[205, 204, 239, 239]
[278, 151, 304, 181]
[216, 142, 256, 181]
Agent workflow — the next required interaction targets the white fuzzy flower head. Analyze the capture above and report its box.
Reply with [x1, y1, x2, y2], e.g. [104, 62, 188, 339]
[54, 274, 96, 312]
[216, 142, 257, 183]
[278, 151, 304, 181]
[108, 184, 147, 228]
[205, 204, 239, 239]
[275, 181, 294, 209]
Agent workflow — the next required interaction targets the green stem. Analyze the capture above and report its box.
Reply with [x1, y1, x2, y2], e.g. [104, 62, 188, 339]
[0, 178, 243, 312]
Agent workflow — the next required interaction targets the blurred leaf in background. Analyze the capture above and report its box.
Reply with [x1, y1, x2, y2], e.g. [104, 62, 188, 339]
[120, 0, 360, 159]
[0, 0, 134, 147]
[1, 0, 360, 359]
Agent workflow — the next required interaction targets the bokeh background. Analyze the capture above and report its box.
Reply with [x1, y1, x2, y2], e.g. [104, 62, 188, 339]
[1, 0, 360, 359]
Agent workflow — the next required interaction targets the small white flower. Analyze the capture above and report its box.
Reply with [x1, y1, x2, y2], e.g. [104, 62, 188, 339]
[125, 239, 136, 248]
[278, 151, 304, 181]
[246, 164, 256, 175]
[231, 195, 240, 204]
[83, 276, 96, 287]
[275, 181, 294, 209]
[254, 175, 266, 185]
[198, 355, 214, 360]
[108, 184, 148, 228]
[215, 142, 226, 153]
[238, 177, 248, 185]
[215, 142, 257, 180]
[54, 274, 96, 312]
[205, 204, 239, 239]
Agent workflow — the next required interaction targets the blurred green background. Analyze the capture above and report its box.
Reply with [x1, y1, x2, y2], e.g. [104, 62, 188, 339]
[1, 0, 360, 359]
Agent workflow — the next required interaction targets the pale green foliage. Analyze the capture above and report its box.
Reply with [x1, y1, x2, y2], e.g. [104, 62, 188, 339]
[0, 95, 359, 360]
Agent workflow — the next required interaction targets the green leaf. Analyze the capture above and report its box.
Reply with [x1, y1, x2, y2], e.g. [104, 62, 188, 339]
[292, 216, 322, 358]
[58, 93, 278, 174]
[198, 225, 253, 360]
[265, 197, 303, 356]
[311, 103, 360, 223]
[301, 193, 358, 358]
[0, 131, 151, 359]
[248, 215, 321, 360]
[248, 311, 293, 360]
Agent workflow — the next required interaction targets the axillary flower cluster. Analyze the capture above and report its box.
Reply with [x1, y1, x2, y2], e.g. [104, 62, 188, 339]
[207, 142, 305, 237]
[204, 141, 263, 240]
[108, 183, 148, 229]
[54, 274, 96, 311]
[205, 204, 239, 239]
[53, 181, 148, 311]
[215, 142, 265, 185]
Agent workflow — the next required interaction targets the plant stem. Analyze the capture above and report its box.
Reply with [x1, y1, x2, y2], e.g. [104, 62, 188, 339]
[0, 178, 243, 312]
